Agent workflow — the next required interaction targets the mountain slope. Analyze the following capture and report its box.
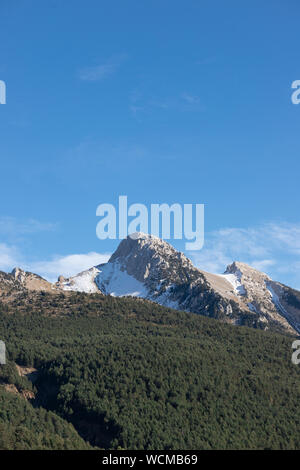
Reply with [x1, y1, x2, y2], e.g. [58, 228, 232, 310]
[0, 388, 92, 450]
[58, 233, 299, 335]
[0, 267, 57, 298]
[0, 291, 299, 450]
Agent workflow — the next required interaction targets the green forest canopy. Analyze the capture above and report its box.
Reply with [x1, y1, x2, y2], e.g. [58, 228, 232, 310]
[0, 291, 299, 450]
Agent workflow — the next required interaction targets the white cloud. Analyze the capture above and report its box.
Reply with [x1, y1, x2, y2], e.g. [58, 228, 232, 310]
[0, 243, 21, 271]
[1, 221, 300, 289]
[0, 244, 111, 283]
[249, 259, 276, 271]
[28, 252, 111, 282]
[267, 223, 300, 254]
[188, 222, 300, 289]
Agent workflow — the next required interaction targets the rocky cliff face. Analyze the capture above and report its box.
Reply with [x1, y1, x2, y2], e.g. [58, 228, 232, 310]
[0, 270, 24, 299]
[11, 268, 57, 293]
[57, 233, 300, 335]
[219, 262, 296, 333]
[1, 234, 298, 334]
[0, 268, 57, 301]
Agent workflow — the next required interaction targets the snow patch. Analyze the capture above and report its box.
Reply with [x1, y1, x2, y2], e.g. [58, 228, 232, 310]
[95, 262, 148, 298]
[266, 283, 300, 334]
[61, 267, 100, 293]
[218, 273, 246, 296]
[153, 284, 179, 310]
[267, 284, 287, 316]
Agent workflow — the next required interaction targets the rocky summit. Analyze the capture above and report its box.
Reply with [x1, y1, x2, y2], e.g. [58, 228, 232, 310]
[55, 233, 300, 335]
[0, 233, 299, 335]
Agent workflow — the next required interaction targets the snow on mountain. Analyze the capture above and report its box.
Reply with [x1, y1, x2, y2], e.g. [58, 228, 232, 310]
[58, 267, 101, 293]
[55, 233, 300, 334]
[218, 261, 298, 334]
[58, 233, 185, 309]
[3, 233, 298, 334]
[218, 272, 246, 296]
[95, 262, 148, 297]
[266, 281, 300, 334]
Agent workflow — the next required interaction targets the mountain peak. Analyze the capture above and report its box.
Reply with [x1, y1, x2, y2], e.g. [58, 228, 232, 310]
[11, 267, 56, 292]
[55, 235, 300, 335]
[225, 261, 271, 280]
[108, 232, 182, 265]
[107, 233, 195, 289]
[11, 267, 25, 278]
[225, 261, 253, 273]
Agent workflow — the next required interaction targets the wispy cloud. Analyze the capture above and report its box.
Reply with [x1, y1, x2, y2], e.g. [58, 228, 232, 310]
[189, 222, 300, 289]
[1, 221, 300, 289]
[129, 88, 203, 117]
[29, 252, 111, 282]
[79, 54, 127, 82]
[0, 243, 21, 271]
[0, 217, 56, 236]
[0, 216, 109, 281]
[181, 92, 200, 104]
[0, 245, 111, 283]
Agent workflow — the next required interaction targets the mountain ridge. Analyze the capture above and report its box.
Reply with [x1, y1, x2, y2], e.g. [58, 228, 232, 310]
[2, 233, 300, 335]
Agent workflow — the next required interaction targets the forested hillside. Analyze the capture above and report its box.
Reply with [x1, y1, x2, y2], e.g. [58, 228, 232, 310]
[0, 291, 299, 450]
[0, 388, 92, 450]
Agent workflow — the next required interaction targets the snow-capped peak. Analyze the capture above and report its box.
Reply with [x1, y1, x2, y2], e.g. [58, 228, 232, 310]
[55, 236, 300, 335]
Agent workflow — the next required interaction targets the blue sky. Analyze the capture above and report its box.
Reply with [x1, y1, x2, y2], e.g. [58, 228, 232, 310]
[0, 0, 300, 287]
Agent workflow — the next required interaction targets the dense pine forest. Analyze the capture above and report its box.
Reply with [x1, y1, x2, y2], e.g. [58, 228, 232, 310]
[0, 291, 299, 450]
